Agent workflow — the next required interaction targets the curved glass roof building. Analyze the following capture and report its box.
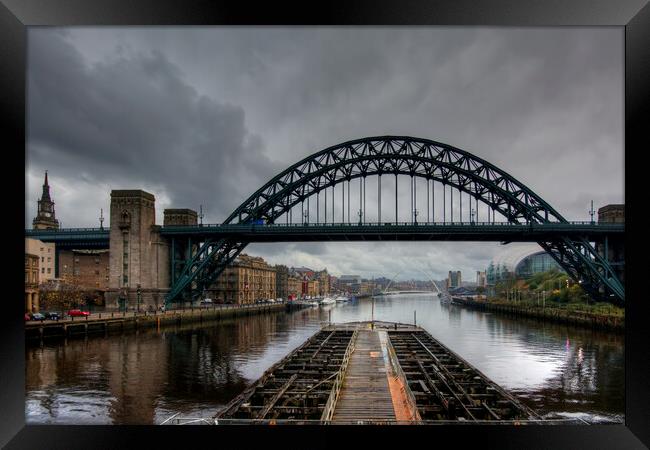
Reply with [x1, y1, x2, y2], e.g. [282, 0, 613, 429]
[486, 243, 564, 284]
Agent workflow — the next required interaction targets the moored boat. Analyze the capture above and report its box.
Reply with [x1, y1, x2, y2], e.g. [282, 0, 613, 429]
[320, 297, 336, 305]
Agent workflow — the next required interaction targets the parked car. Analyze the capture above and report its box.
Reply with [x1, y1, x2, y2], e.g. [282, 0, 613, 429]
[67, 309, 90, 317]
[267, 299, 275, 303]
[30, 312, 46, 321]
[200, 298, 214, 306]
[276, 298, 284, 303]
[45, 312, 61, 320]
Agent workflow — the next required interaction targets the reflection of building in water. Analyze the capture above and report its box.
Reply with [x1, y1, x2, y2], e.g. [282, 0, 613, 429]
[447, 304, 461, 325]
[105, 336, 168, 424]
[25, 347, 60, 390]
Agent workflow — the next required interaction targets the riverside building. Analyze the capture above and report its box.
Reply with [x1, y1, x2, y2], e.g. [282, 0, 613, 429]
[208, 253, 276, 304]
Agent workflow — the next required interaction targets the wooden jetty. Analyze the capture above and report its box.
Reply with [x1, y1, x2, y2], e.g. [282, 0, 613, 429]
[198, 321, 572, 425]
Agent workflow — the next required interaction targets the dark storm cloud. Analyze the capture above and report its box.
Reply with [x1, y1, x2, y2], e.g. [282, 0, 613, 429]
[26, 27, 623, 280]
[27, 29, 279, 226]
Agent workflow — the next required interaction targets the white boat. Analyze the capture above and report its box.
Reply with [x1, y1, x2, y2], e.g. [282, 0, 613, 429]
[320, 297, 336, 305]
[334, 296, 349, 303]
[308, 300, 320, 307]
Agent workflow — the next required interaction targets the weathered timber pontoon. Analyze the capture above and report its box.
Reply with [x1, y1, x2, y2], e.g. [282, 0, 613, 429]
[164, 321, 582, 425]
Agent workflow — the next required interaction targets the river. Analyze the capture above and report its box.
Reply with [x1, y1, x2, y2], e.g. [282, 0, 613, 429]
[25, 294, 624, 424]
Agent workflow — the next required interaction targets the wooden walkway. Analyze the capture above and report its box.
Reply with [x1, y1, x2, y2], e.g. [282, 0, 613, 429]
[204, 322, 549, 425]
[331, 330, 396, 423]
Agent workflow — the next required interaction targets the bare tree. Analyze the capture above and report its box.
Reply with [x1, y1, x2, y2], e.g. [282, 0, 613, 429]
[39, 281, 85, 313]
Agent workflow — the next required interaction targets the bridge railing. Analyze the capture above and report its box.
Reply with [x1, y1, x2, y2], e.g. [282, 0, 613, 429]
[24, 221, 623, 235]
[25, 220, 625, 235]
[25, 227, 109, 234]
[161, 220, 622, 229]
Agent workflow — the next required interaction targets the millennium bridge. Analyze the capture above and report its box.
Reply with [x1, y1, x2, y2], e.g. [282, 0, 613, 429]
[26, 136, 625, 306]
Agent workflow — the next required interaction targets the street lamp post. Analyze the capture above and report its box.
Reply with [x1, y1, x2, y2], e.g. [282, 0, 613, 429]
[136, 284, 141, 313]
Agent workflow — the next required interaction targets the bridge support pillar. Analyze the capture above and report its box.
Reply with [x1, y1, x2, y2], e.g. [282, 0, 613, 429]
[597, 205, 625, 286]
[106, 190, 170, 310]
[163, 209, 199, 304]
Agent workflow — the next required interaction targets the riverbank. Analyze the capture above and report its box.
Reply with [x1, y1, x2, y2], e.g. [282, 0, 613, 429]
[25, 302, 311, 340]
[451, 297, 624, 333]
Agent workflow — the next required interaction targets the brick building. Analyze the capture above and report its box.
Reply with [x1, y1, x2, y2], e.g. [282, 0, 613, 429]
[275, 265, 289, 300]
[288, 276, 302, 299]
[208, 253, 276, 304]
[58, 249, 110, 290]
[316, 270, 330, 296]
[305, 279, 320, 298]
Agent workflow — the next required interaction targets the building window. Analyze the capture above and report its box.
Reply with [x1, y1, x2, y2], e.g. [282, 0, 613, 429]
[47, 257, 51, 262]
[47, 268, 51, 274]
[123, 275, 128, 285]
[48, 248, 51, 253]
[40, 247, 43, 252]
[41, 257, 44, 263]
[41, 268, 45, 274]
[95, 270, 100, 275]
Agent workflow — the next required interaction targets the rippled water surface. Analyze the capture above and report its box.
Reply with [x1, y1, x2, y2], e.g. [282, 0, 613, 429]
[25, 295, 624, 424]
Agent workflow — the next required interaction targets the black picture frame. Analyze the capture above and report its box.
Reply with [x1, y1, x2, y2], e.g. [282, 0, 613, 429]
[2, 1, 649, 448]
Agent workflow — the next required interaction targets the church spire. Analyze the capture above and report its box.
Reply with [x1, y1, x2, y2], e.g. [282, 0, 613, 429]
[33, 170, 59, 230]
[41, 170, 52, 202]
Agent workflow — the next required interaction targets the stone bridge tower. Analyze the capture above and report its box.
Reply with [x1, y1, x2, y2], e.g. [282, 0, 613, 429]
[597, 204, 625, 287]
[106, 190, 170, 310]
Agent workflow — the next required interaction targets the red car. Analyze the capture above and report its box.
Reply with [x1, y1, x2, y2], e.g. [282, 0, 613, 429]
[24, 313, 31, 321]
[67, 309, 90, 317]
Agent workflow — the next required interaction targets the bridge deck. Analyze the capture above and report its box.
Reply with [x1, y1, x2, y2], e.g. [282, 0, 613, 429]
[331, 330, 396, 423]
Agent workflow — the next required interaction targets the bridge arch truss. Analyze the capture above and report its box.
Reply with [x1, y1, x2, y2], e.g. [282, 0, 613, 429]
[166, 136, 623, 305]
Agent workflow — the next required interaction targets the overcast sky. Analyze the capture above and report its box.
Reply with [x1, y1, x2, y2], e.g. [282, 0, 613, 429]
[25, 27, 623, 281]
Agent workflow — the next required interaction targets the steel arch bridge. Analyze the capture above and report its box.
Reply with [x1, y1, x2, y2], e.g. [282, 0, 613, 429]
[166, 136, 624, 305]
